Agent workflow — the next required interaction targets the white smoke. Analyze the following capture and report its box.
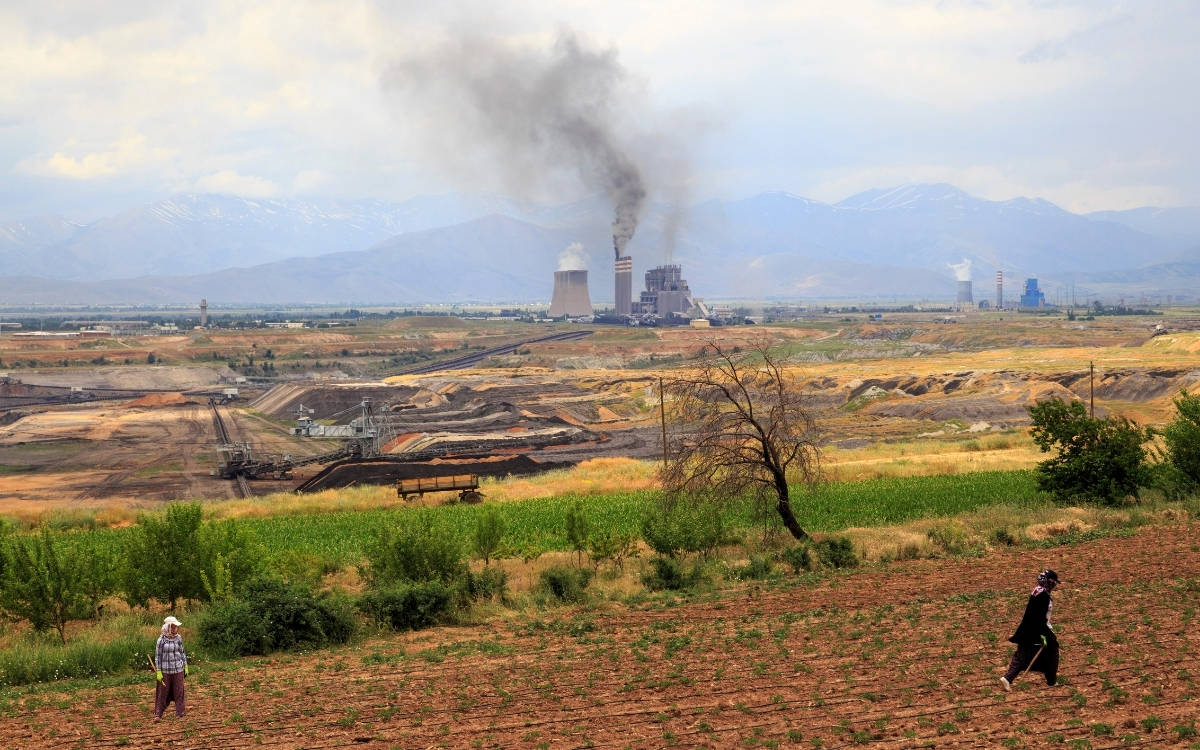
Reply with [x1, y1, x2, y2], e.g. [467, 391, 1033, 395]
[948, 258, 972, 281]
[557, 242, 588, 271]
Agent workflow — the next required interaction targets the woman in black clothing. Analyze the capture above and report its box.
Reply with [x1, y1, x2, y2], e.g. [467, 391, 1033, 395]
[1001, 569, 1060, 691]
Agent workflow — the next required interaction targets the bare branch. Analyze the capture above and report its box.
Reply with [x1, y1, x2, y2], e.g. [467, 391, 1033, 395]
[660, 339, 824, 540]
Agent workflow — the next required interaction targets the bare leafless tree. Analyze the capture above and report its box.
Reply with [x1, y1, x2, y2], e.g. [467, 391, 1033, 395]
[661, 340, 822, 540]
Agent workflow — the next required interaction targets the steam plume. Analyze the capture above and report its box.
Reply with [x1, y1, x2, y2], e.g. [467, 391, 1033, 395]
[948, 258, 973, 281]
[557, 242, 588, 271]
[383, 31, 646, 260]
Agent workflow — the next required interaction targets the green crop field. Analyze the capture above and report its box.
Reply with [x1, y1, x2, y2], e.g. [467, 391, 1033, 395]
[61, 469, 1048, 565]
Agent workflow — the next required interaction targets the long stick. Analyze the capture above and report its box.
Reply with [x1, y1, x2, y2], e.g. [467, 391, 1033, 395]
[1021, 643, 1046, 678]
[147, 653, 163, 686]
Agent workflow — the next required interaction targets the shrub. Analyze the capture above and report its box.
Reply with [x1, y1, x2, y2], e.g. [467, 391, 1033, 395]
[926, 522, 980, 556]
[815, 536, 859, 568]
[197, 577, 355, 657]
[585, 530, 638, 572]
[358, 581, 454, 631]
[362, 512, 466, 586]
[781, 544, 814, 573]
[640, 498, 730, 558]
[1028, 398, 1151, 504]
[196, 599, 270, 658]
[733, 554, 773, 580]
[460, 566, 508, 602]
[538, 565, 593, 603]
[990, 528, 1019, 547]
[641, 556, 699, 591]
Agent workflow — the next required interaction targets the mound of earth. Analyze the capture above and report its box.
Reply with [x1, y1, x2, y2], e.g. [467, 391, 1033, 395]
[121, 392, 190, 408]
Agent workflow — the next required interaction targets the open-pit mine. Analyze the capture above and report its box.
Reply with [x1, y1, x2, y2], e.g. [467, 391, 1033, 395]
[2, 311, 1199, 513]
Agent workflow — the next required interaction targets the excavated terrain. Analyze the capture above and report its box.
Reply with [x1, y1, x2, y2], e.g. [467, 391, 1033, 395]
[3, 522, 1198, 748]
[1, 320, 1198, 506]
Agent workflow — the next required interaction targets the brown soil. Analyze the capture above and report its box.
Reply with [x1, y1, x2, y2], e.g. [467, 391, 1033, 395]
[121, 392, 190, 408]
[3, 522, 1198, 748]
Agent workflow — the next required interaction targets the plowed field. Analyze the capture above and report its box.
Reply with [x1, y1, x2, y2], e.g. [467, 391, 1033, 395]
[4, 523, 1199, 749]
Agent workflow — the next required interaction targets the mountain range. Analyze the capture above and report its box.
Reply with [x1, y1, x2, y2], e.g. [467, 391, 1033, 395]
[0, 185, 1196, 305]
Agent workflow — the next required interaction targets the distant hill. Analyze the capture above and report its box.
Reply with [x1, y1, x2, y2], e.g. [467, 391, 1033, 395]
[0, 185, 1195, 305]
[1086, 206, 1200, 252]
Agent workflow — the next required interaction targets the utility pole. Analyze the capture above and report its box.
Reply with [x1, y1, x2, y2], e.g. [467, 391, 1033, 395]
[659, 376, 668, 469]
[1090, 361, 1095, 418]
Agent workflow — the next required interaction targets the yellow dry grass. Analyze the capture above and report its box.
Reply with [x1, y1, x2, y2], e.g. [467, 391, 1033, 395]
[478, 457, 659, 502]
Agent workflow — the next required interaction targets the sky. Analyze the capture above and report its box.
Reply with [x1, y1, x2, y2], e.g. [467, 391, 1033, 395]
[2, 0, 1198, 223]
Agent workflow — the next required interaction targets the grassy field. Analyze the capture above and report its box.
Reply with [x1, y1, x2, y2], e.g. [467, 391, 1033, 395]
[60, 470, 1050, 568]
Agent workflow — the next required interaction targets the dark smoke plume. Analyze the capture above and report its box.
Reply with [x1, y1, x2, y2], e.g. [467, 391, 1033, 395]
[382, 31, 646, 260]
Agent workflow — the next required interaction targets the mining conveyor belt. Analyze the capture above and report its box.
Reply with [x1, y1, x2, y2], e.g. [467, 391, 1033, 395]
[394, 330, 593, 375]
[0, 386, 165, 412]
[208, 398, 232, 443]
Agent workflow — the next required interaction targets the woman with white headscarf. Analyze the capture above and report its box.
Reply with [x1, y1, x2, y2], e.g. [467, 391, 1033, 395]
[154, 615, 189, 719]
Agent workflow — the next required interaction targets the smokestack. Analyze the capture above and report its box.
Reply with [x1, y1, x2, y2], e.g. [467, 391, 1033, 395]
[200, 298, 208, 328]
[549, 270, 593, 317]
[996, 271, 1003, 309]
[956, 280, 973, 310]
[615, 256, 633, 316]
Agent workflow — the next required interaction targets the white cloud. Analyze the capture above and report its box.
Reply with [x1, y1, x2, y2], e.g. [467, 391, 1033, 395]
[190, 170, 279, 198]
[0, 0, 1198, 216]
[17, 134, 174, 179]
[292, 169, 329, 193]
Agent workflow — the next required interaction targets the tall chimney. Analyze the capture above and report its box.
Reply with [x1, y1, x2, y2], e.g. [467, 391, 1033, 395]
[549, 270, 593, 317]
[995, 271, 1003, 309]
[200, 298, 208, 327]
[614, 256, 632, 316]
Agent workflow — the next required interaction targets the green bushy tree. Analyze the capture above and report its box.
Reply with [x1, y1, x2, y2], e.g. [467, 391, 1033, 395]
[640, 496, 730, 559]
[197, 577, 355, 657]
[1162, 389, 1200, 487]
[472, 507, 506, 566]
[0, 528, 92, 643]
[1028, 398, 1151, 504]
[122, 503, 262, 609]
[122, 503, 205, 609]
[564, 501, 591, 566]
[361, 512, 465, 586]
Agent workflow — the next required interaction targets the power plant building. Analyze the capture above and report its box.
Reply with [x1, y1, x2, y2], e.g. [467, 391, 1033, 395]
[631, 264, 709, 319]
[548, 270, 593, 317]
[1019, 278, 1046, 308]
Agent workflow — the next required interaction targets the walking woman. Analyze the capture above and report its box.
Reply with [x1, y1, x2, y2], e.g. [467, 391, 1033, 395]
[1001, 569, 1060, 691]
[154, 615, 189, 718]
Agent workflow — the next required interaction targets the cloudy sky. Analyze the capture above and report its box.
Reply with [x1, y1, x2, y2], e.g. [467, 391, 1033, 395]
[2, 0, 1198, 222]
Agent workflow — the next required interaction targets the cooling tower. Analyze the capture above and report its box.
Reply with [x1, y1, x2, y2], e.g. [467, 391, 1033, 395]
[615, 256, 633, 316]
[957, 280, 973, 309]
[996, 271, 1004, 309]
[548, 270, 593, 317]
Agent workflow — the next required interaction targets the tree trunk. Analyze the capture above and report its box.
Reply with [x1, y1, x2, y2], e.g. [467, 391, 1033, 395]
[773, 476, 809, 540]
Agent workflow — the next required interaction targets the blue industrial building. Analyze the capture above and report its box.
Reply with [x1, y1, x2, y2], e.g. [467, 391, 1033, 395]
[1019, 278, 1045, 308]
